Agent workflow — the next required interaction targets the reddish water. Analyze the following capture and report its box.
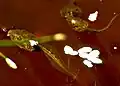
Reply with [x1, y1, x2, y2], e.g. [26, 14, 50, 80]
[0, 0, 120, 86]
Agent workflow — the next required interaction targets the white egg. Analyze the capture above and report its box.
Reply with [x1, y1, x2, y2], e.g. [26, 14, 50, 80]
[88, 57, 103, 64]
[88, 50, 100, 58]
[64, 45, 73, 54]
[83, 60, 93, 68]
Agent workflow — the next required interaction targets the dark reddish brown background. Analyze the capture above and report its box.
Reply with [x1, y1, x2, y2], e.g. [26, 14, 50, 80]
[0, 0, 120, 86]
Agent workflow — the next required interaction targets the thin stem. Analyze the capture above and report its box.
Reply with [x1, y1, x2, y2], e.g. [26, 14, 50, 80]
[0, 34, 64, 47]
[0, 40, 16, 47]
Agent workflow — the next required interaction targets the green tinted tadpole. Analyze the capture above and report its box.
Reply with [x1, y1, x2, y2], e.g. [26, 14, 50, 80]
[6, 29, 76, 78]
[60, 1, 120, 32]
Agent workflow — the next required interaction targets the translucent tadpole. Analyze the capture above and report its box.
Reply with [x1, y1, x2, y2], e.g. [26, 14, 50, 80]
[60, 1, 120, 32]
[7, 29, 75, 78]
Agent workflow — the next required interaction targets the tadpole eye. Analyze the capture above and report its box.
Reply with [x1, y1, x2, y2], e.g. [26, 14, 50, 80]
[32, 45, 41, 52]
[72, 8, 82, 17]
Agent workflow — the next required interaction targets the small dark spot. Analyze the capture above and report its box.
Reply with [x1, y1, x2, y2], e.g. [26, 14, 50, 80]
[73, 1, 77, 5]
[32, 45, 41, 52]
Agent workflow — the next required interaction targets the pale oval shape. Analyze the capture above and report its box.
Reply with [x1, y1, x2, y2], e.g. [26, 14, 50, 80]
[88, 11, 98, 22]
[88, 57, 103, 64]
[5, 58, 17, 69]
[88, 50, 100, 58]
[83, 60, 93, 68]
[64, 45, 73, 54]
[70, 51, 78, 56]
[78, 47, 92, 54]
[53, 33, 67, 41]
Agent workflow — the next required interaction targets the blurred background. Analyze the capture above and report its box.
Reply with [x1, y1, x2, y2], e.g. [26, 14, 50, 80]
[0, 0, 120, 86]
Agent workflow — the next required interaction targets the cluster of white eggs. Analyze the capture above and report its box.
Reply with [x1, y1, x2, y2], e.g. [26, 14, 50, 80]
[64, 45, 103, 68]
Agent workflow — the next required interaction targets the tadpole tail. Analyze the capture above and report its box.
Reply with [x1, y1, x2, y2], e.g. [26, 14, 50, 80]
[38, 44, 76, 78]
[87, 13, 120, 32]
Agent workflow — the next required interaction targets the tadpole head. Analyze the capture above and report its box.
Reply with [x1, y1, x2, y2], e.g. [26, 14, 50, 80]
[72, 8, 83, 17]
[60, 4, 83, 18]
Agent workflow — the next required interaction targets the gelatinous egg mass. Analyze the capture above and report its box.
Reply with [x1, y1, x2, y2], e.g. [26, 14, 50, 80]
[64, 46, 103, 68]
